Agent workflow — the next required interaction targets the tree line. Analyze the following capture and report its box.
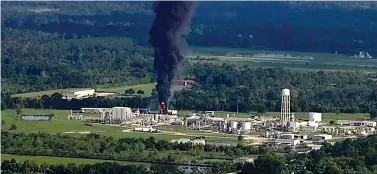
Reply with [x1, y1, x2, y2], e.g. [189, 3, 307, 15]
[1, 131, 265, 164]
[1, 159, 184, 174]
[4, 134, 377, 174]
[3, 65, 377, 114]
[1, 28, 154, 94]
[1, 159, 239, 174]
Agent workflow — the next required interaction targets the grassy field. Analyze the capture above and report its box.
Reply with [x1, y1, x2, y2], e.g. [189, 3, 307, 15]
[1, 154, 141, 166]
[11, 83, 156, 98]
[97, 83, 155, 95]
[191, 46, 377, 72]
[0, 109, 238, 142]
[1, 109, 184, 140]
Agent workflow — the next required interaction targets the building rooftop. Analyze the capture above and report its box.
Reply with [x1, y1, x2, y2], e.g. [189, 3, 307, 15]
[68, 88, 94, 92]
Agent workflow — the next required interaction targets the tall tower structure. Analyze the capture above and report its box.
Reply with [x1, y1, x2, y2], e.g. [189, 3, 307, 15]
[280, 88, 291, 125]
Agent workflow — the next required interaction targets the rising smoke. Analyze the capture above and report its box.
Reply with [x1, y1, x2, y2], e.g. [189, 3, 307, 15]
[149, 1, 196, 108]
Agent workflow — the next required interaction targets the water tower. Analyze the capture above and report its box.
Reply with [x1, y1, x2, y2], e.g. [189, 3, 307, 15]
[280, 88, 291, 125]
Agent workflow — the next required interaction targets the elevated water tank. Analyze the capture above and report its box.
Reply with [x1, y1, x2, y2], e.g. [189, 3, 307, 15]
[230, 121, 238, 129]
[242, 122, 252, 130]
[309, 112, 322, 122]
[282, 89, 290, 96]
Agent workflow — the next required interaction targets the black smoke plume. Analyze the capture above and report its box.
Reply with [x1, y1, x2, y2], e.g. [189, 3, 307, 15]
[149, 1, 196, 108]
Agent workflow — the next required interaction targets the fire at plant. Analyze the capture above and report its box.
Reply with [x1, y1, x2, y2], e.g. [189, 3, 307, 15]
[159, 101, 168, 114]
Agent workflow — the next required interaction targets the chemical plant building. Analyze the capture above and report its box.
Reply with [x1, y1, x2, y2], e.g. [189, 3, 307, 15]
[61, 88, 116, 100]
[68, 106, 180, 128]
[62, 88, 95, 100]
[65, 87, 377, 152]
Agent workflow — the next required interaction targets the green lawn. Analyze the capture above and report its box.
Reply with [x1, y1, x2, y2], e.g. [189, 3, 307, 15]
[11, 89, 66, 98]
[98, 83, 156, 96]
[1, 154, 142, 166]
[0, 109, 238, 142]
[1, 109, 186, 140]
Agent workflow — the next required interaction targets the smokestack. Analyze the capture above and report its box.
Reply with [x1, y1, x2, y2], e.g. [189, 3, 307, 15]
[149, 1, 196, 110]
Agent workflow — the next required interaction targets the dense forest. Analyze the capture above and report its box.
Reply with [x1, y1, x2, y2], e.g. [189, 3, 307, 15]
[2, 1, 377, 55]
[2, 67, 377, 114]
[4, 133, 377, 174]
[1, 28, 154, 94]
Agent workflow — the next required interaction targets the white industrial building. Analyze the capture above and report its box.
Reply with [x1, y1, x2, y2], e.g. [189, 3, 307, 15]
[62, 88, 95, 100]
[312, 134, 333, 142]
[306, 144, 323, 150]
[242, 122, 252, 130]
[20, 115, 53, 121]
[168, 110, 178, 115]
[134, 126, 155, 132]
[230, 121, 238, 129]
[274, 139, 301, 146]
[300, 126, 317, 132]
[233, 157, 255, 164]
[336, 120, 376, 127]
[309, 112, 322, 122]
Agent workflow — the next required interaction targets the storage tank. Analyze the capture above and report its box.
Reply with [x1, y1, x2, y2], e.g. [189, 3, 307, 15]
[282, 88, 290, 96]
[112, 107, 122, 120]
[230, 121, 238, 129]
[309, 112, 322, 122]
[242, 122, 252, 130]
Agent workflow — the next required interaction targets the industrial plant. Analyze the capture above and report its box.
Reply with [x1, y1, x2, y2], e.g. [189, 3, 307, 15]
[67, 88, 377, 152]
[68, 106, 180, 129]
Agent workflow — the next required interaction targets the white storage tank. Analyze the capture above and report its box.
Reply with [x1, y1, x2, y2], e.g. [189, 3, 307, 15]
[282, 88, 290, 96]
[309, 112, 322, 122]
[230, 121, 238, 129]
[242, 122, 252, 130]
[112, 107, 121, 119]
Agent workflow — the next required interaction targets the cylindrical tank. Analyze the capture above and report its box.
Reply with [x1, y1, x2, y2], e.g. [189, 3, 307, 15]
[230, 121, 238, 129]
[309, 112, 322, 122]
[360, 130, 367, 136]
[282, 88, 290, 96]
[242, 122, 252, 130]
[112, 107, 121, 120]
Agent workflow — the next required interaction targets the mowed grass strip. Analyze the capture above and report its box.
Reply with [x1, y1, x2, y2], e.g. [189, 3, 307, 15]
[98, 83, 156, 96]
